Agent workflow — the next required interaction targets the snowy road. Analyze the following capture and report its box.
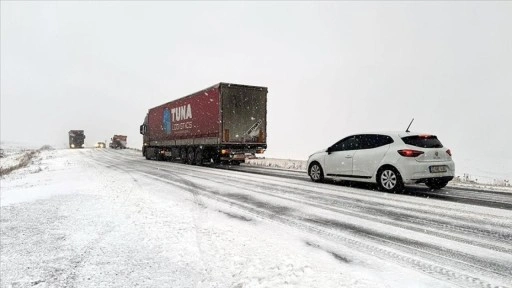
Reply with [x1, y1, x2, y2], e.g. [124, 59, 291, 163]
[90, 149, 512, 287]
[219, 165, 512, 211]
[2, 148, 512, 288]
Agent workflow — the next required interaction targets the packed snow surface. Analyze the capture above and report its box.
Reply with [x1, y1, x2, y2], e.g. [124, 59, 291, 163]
[1, 145, 511, 288]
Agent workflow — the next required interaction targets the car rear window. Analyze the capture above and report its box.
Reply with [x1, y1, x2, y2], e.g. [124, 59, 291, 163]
[401, 135, 443, 148]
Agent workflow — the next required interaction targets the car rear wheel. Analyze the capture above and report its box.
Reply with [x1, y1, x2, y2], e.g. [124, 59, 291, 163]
[308, 163, 324, 182]
[426, 180, 448, 190]
[377, 167, 403, 192]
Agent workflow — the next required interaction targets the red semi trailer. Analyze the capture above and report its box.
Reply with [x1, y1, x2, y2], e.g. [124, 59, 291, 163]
[140, 82, 267, 165]
[109, 135, 127, 149]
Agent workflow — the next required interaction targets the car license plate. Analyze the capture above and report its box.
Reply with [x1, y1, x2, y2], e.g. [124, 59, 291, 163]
[430, 165, 447, 173]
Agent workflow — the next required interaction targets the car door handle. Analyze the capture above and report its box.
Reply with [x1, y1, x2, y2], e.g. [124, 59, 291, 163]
[345, 155, 353, 158]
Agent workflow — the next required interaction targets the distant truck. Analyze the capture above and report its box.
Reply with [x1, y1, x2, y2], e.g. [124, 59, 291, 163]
[109, 135, 127, 149]
[69, 130, 85, 149]
[140, 82, 267, 165]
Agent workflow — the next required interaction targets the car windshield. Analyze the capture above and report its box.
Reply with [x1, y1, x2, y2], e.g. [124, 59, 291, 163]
[401, 135, 443, 148]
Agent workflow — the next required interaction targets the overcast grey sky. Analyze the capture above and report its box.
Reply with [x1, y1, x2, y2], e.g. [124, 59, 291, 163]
[1, 1, 511, 178]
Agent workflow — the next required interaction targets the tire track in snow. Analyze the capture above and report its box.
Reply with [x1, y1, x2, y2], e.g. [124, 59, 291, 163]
[86, 149, 512, 288]
[119, 154, 512, 245]
[135, 171, 512, 288]
[89, 150, 512, 253]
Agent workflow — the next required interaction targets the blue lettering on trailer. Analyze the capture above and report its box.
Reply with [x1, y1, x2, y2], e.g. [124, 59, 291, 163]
[163, 108, 172, 134]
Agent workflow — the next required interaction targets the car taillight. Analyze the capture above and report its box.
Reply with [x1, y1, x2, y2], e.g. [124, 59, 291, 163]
[446, 149, 452, 156]
[398, 149, 424, 157]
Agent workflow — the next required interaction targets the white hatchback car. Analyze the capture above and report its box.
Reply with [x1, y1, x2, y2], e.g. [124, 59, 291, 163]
[307, 132, 455, 191]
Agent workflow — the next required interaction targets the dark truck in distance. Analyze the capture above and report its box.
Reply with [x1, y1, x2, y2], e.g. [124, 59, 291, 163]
[69, 130, 85, 149]
[140, 82, 267, 165]
[109, 135, 127, 149]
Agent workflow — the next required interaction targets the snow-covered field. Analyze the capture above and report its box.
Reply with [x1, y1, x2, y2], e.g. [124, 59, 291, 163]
[2, 143, 512, 288]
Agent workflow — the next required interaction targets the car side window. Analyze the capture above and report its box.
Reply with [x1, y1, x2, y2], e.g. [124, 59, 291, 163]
[331, 136, 360, 152]
[380, 135, 394, 146]
[330, 139, 345, 152]
[345, 136, 361, 150]
[359, 134, 394, 149]
[359, 135, 374, 149]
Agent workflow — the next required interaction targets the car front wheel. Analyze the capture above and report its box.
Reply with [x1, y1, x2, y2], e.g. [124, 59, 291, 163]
[309, 163, 324, 183]
[377, 167, 403, 192]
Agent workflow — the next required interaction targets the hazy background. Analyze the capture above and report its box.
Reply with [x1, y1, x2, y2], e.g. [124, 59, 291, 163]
[2, 1, 511, 179]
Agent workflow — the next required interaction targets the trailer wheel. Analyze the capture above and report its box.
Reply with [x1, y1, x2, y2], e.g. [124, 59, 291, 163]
[180, 148, 187, 163]
[156, 149, 164, 161]
[195, 147, 203, 166]
[187, 147, 195, 165]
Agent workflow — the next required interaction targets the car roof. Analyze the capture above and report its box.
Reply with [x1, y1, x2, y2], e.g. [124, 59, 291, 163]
[350, 131, 437, 138]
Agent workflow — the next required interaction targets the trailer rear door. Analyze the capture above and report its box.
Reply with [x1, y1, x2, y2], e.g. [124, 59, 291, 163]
[220, 84, 267, 144]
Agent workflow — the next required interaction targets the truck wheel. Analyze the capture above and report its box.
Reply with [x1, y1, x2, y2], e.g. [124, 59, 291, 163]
[180, 148, 187, 163]
[195, 148, 203, 166]
[187, 147, 195, 165]
[145, 147, 153, 160]
[156, 150, 164, 161]
[211, 155, 221, 165]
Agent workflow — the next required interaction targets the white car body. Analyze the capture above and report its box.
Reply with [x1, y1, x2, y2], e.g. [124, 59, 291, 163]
[306, 132, 455, 191]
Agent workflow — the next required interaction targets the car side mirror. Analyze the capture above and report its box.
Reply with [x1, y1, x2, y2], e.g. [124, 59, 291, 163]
[327, 146, 333, 154]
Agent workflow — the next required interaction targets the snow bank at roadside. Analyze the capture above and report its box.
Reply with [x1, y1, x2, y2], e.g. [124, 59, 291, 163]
[0, 144, 54, 177]
[245, 158, 307, 171]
